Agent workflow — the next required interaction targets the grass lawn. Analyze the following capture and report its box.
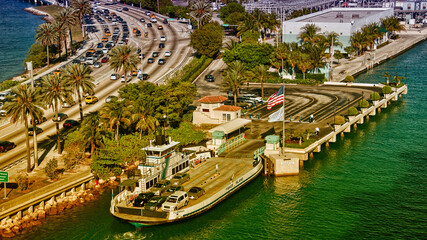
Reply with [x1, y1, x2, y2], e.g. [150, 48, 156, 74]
[35, 5, 82, 42]
[285, 139, 317, 149]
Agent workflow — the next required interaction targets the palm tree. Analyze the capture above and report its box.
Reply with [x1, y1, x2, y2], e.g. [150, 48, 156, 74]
[381, 16, 404, 36]
[41, 74, 73, 154]
[55, 7, 75, 57]
[80, 111, 109, 156]
[224, 39, 239, 51]
[296, 54, 313, 80]
[350, 31, 368, 55]
[298, 24, 321, 44]
[382, 72, 393, 84]
[287, 49, 300, 78]
[237, 13, 260, 37]
[71, 0, 91, 26]
[189, 0, 212, 29]
[324, 32, 343, 56]
[130, 102, 159, 139]
[274, 43, 290, 75]
[250, 64, 269, 98]
[62, 63, 94, 121]
[109, 45, 139, 85]
[222, 61, 247, 106]
[35, 23, 57, 66]
[53, 21, 66, 58]
[4, 85, 44, 173]
[304, 43, 327, 74]
[100, 100, 132, 145]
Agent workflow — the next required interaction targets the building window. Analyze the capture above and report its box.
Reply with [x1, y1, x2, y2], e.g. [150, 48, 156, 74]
[202, 108, 209, 112]
[407, 4, 411, 10]
[222, 113, 231, 121]
[423, 4, 426, 9]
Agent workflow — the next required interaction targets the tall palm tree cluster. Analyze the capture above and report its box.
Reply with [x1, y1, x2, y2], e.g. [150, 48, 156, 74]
[237, 9, 281, 41]
[350, 16, 403, 56]
[189, 0, 212, 29]
[35, 0, 91, 66]
[4, 63, 94, 172]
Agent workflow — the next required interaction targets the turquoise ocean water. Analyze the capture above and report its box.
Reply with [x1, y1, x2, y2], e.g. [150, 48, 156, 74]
[0, 0, 44, 83]
[14, 40, 427, 239]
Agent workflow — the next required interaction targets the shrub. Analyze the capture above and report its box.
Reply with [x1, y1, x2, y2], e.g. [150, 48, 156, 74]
[63, 145, 85, 170]
[359, 99, 370, 108]
[382, 85, 392, 94]
[370, 92, 380, 101]
[0, 80, 19, 92]
[334, 115, 346, 125]
[15, 173, 30, 191]
[347, 107, 359, 116]
[44, 158, 59, 180]
[344, 75, 354, 82]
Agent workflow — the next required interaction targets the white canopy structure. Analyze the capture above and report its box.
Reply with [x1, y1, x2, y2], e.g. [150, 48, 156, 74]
[209, 118, 252, 134]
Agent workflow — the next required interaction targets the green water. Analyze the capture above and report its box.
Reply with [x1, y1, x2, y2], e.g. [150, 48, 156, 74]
[16, 41, 427, 239]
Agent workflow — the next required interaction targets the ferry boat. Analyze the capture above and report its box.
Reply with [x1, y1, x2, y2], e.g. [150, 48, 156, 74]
[110, 136, 263, 227]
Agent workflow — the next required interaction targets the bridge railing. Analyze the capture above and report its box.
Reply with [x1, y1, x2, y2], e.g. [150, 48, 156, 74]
[253, 146, 266, 160]
[216, 133, 245, 156]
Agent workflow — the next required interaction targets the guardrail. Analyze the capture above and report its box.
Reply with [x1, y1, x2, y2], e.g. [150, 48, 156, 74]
[253, 146, 266, 160]
[216, 133, 245, 156]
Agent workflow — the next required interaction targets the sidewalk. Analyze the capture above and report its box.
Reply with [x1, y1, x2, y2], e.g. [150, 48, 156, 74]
[331, 28, 427, 82]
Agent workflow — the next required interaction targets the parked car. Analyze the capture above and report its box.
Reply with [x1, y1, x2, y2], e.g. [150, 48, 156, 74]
[161, 191, 188, 212]
[86, 57, 94, 65]
[243, 94, 263, 103]
[85, 96, 99, 104]
[188, 187, 205, 200]
[31, 116, 47, 125]
[72, 59, 81, 64]
[52, 113, 68, 122]
[0, 110, 6, 117]
[133, 192, 155, 207]
[63, 119, 79, 128]
[28, 127, 43, 136]
[171, 172, 190, 186]
[97, 42, 104, 48]
[163, 186, 184, 197]
[144, 196, 167, 211]
[158, 58, 166, 65]
[0, 141, 16, 153]
[205, 74, 214, 82]
[151, 180, 171, 196]
[106, 95, 118, 103]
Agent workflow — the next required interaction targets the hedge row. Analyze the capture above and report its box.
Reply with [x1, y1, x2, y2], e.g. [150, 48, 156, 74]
[0, 80, 19, 92]
[180, 55, 213, 82]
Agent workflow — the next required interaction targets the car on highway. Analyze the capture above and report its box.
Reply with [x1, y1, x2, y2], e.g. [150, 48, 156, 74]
[97, 42, 103, 48]
[144, 196, 167, 211]
[86, 57, 94, 65]
[120, 75, 132, 83]
[205, 74, 214, 82]
[63, 119, 79, 128]
[159, 43, 165, 48]
[106, 95, 118, 103]
[163, 19, 168, 24]
[31, 117, 47, 125]
[85, 96, 98, 104]
[145, 11, 151, 16]
[133, 192, 154, 207]
[147, 23, 152, 27]
[52, 113, 68, 122]
[101, 57, 109, 63]
[140, 18, 145, 22]
[28, 127, 43, 136]
[151, 180, 171, 196]
[147, 58, 155, 63]
[158, 25, 163, 30]
[110, 73, 118, 80]
[164, 51, 171, 57]
[188, 187, 205, 200]
[62, 100, 76, 108]
[0, 110, 6, 117]
[152, 52, 159, 57]
[102, 48, 108, 54]
[150, 18, 157, 23]
[158, 58, 166, 65]
[171, 172, 190, 186]
[139, 73, 149, 80]
[0, 141, 16, 153]
[138, 53, 145, 59]
[123, 7, 128, 11]
[163, 186, 184, 197]
[160, 36, 166, 42]
[93, 62, 102, 68]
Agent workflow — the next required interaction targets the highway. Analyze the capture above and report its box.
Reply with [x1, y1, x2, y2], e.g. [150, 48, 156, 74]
[0, 2, 192, 170]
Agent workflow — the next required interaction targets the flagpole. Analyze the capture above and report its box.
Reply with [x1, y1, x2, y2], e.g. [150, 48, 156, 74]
[282, 79, 285, 156]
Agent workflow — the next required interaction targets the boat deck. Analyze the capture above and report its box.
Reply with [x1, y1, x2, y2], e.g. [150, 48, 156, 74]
[113, 157, 255, 223]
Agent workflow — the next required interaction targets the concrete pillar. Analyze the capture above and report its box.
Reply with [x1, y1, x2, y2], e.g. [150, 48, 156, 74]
[357, 116, 364, 124]
[353, 124, 357, 130]
[16, 211, 22, 220]
[344, 125, 351, 132]
[329, 134, 336, 143]
[381, 101, 387, 109]
[81, 183, 86, 191]
[340, 132, 345, 138]
[39, 201, 45, 209]
[392, 93, 399, 101]
[369, 108, 376, 116]
[325, 142, 329, 148]
[309, 152, 314, 159]
[28, 205, 34, 214]
[314, 145, 321, 153]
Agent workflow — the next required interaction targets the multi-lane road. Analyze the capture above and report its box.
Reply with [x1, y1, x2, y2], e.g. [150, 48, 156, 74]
[0, 3, 192, 169]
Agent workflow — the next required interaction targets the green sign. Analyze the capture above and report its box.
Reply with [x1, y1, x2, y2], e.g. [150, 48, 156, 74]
[222, 24, 229, 27]
[0, 172, 8, 183]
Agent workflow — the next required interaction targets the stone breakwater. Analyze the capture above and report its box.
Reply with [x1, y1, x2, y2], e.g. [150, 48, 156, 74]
[24, 7, 54, 23]
[0, 178, 118, 238]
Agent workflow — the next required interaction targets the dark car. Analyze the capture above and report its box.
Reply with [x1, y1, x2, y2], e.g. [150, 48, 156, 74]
[63, 119, 79, 128]
[0, 141, 16, 153]
[31, 117, 47, 125]
[159, 43, 165, 48]
[142, 73, 149, 80]
[133, 192, 155, 207]
[151, 180, 171, 196]
[28, 127, 43, 136]
[123, 7, 128, 11]
[205, 74, 214, 82]
[97, 42, 103, 48]
[52, 113, 68, 122]
[144, 196, 167, 211]
[171, 173, 190, 186]
[147, 58, 155, 63]
[188, 187, 205, 200]
[163, 19, 168, 24]
[147, 23, 152, 27]
[157, 25, 163, 30]
[72, 59, 81, 64]
[152, 52, 159, 57]
[140, 18, 145, 22]
[158, 58, 166, 65]
[101, 57, 109, 63]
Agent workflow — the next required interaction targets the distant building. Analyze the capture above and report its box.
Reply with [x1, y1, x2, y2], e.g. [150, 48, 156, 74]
[192, 95, 242, 126]
[282, 8, 394, 49]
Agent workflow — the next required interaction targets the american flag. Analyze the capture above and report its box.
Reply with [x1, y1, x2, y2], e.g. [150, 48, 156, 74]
[267, 86, 284, 110]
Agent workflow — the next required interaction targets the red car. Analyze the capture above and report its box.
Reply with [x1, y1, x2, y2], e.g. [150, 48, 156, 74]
[63, 119, 80, 128]
[101, 57, 109, 63]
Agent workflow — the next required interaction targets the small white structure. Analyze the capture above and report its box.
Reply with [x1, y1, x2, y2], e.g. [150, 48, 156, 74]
[193, 95, 242, 126]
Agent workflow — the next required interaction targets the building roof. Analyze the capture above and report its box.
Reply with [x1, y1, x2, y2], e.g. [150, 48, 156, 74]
[214, 105, 242, 112]
[289, 8, 392, 24]
[209, 118, 252, 134]
[198, 95, 228, 103]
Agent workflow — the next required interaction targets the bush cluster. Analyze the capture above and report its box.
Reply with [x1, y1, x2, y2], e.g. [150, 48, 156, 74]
[347, 107, 359, 116]
[359, 99, 370, 108]
[370, 92, 381, 101]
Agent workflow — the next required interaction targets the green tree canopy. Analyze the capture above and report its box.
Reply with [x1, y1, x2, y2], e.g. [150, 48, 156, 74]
[223, 43, 274, 69]
[167, 122, 205, 147]
[190, 22, 224, 58]
[219, 2, 245, 25]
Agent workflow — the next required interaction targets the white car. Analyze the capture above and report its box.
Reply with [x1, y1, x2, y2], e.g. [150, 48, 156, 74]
[120, 75, 132, 83]
[160, 36, 166, 42]
[85, 57, 94, 65]
[110, 74, 118, 80]
[150, 18, 157, 23]
[102, 48, 108, 54]
[117, 41, 124, 46]
[243, 94, 263, 103]
[164, 51, 171, 57]
[161, 191, 188, 212]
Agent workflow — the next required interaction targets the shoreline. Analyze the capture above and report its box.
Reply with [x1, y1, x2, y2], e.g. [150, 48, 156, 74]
[23, 7, 54, 23]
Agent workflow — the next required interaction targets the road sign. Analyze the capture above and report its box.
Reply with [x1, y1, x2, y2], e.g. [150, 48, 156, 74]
[0, 172, 8, 183]
[222, 24, 229, 27]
